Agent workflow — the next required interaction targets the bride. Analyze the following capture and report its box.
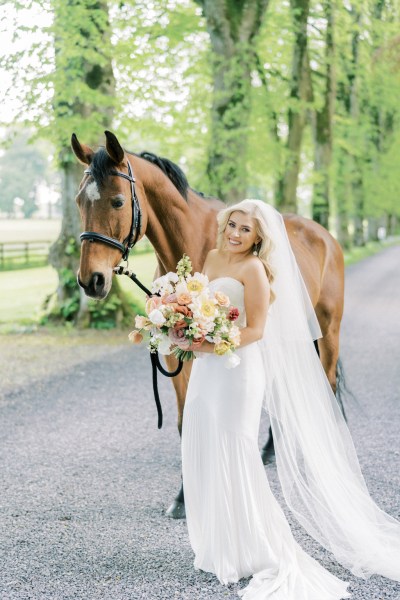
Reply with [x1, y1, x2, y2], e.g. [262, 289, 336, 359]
[181, 200, 400, 599]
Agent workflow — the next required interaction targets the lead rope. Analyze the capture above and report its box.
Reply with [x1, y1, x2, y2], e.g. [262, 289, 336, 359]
[114, 266, 183, 429]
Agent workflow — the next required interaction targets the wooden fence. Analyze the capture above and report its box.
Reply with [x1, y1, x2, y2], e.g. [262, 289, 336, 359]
[0, 237, 153, 271]
[0, 241, 53, 270]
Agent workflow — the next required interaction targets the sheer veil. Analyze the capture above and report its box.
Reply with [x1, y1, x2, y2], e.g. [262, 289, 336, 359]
[239, 200, 400, 581]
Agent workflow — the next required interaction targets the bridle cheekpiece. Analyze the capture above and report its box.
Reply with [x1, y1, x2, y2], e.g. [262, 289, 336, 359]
[80, 159, 142, 262]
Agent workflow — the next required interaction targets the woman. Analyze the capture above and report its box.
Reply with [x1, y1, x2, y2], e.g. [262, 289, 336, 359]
[181, 200, 400, 599]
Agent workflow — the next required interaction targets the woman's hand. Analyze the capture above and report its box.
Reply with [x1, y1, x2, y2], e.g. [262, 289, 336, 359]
[186, 339, 215, 353]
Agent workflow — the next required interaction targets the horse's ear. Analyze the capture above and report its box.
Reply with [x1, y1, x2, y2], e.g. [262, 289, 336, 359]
[71, 133, 94, 165]
[104, 130, 124, 165]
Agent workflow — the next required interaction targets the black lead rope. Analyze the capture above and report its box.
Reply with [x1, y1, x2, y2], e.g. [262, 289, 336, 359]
[114, 266, 183, 429]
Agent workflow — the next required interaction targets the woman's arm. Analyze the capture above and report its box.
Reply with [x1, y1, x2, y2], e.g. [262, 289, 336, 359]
[238, 259, 270, 347]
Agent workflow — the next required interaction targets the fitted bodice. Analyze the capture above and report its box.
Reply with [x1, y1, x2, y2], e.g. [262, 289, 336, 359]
[209, 277, 246, 328]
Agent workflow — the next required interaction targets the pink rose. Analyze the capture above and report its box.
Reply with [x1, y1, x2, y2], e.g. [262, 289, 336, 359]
[162, 293, 177, 304]
[168, 327, 191, 349]
[145, 295, 162, 314]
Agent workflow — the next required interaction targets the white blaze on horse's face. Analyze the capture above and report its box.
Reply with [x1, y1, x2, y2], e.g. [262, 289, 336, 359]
[85, 180, 101, 202]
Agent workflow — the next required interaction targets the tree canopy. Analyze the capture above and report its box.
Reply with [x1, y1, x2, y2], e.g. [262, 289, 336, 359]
[1, 0, 399, 242]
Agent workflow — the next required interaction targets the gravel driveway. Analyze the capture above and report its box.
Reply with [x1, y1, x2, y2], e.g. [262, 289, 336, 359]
[0, 246, 399, 600]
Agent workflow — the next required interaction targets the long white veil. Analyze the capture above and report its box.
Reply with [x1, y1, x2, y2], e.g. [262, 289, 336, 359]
[239, 200, 400, 581]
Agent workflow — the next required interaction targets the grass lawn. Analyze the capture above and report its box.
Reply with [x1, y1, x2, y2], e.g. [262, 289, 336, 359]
[0, 251, 158, 325]
[1, 240, 398, 327]
[343, 237, 400, 265]
[0, 266, 58, 324]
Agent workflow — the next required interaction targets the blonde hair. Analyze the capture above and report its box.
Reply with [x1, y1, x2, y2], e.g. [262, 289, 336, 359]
[216, 200, 276, 303]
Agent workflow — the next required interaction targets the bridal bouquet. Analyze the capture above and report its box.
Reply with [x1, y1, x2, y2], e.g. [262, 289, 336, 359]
[129, 255, 241, 368]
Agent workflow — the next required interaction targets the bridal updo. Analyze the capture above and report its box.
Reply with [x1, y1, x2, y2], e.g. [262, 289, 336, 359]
[216, 200, 276, 303]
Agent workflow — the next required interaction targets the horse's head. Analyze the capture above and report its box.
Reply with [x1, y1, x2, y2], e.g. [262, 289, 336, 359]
[71, 130, 146, 299]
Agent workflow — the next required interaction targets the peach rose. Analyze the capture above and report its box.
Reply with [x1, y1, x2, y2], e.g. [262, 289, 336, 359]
[170, 303, 192, 317]
[177, 292, 192, 305]
[215, 291, 230, 307]
[128, 330, 143, 344]
[174, 319, 187, 330]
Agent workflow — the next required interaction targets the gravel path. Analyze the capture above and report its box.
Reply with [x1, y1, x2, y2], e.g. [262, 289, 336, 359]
[0, 246, 399, 600]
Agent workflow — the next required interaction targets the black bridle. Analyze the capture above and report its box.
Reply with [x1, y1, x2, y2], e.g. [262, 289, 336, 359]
[79, 159, 182, 429]
[80, 159, 142, 262]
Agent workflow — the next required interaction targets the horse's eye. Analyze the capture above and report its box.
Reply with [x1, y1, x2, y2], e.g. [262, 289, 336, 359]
[112, 198, 124, 209]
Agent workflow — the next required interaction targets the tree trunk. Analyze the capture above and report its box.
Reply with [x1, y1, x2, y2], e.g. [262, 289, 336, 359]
[335, 5, 365, 248]
[47, 0, 120, 325]
[276, 0, 311, 213]
[312, 1, 335, 230]
[348, 7, 365, 246]
[49, 156, 83, 308]
[196, 0, 269, 203]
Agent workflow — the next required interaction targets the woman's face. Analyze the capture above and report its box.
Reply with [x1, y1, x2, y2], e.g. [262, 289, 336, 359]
[223, 211, 261, 255]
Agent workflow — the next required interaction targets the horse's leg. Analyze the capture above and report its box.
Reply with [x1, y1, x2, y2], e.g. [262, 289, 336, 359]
[314, 304, 340, 392]
[261, 427, 275, 465]
[314, 301, 347, 419]
[162, 355, 192, 519]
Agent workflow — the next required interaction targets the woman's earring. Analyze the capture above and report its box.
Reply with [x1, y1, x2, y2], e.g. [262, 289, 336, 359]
[253, 243, 260, 256]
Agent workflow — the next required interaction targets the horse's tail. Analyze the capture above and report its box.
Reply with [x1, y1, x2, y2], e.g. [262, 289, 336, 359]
[335, 357, 347, 420]
[335, 356, 362, 421]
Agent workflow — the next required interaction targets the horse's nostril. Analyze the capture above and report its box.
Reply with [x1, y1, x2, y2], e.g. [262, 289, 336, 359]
[77, 275, 87, 290]
[92, 272, 105, 293]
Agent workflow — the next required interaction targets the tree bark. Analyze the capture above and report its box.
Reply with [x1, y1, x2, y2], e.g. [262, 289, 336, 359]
[348, 7, 365, 246]
[312, 1, 335, 230]
[276, 0, 311, 213]
[196, 0, 269, 203]
[48, 0, 118, 324]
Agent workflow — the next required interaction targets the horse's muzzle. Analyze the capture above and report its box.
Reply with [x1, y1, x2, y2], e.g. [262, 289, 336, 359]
[77, 271, 109, 299]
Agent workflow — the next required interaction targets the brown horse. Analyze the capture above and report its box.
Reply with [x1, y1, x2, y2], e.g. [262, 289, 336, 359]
[72, 130, 345, 517]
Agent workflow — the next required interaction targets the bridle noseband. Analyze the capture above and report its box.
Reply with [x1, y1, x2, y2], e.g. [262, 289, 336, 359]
[80, 160, 142, 262]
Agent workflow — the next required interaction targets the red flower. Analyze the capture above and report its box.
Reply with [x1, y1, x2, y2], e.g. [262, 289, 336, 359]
[228, 307, 239, 321]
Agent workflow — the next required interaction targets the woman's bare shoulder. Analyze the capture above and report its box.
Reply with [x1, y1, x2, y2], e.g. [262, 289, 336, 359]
[202, 249, 220, 272]
[242, 257, 270, 287]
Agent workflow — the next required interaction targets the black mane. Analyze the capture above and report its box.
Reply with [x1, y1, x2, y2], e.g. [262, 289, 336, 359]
[139, 151, 189, 200]
[89, 147, 189, 201]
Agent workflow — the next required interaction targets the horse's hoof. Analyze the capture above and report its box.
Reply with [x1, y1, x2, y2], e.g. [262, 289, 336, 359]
[166, 499, 186, 519]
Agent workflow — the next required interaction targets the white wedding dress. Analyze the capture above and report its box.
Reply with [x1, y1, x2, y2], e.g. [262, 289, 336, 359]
[181, 277, 351, 600]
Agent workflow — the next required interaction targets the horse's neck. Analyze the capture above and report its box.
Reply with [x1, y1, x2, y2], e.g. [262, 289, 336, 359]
[139, 165, 199, 273]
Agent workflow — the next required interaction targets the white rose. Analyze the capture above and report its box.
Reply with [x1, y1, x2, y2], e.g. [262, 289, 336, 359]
[148, 309, 166, 326]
